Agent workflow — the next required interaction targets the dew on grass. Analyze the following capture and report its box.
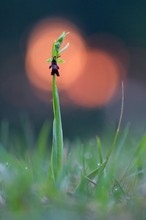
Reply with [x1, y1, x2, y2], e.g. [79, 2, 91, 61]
[5, 162, 9, 167]
[25, 166, 28, 171]
[84, 152, 92, 159]
[41, 196, 49, 206]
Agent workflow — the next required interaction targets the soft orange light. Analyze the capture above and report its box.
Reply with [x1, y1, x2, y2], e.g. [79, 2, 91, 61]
[88, 34, 129, 78]
[67, 49, 120, 108]
[25, 18, 87, 92]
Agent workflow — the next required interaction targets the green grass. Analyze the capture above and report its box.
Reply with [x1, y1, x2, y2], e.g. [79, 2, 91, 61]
[0, 34, 145, 219]
[0, 121, 146, 219]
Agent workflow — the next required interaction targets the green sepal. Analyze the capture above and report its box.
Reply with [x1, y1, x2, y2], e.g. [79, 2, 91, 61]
[47, 32, 69, 63]
[59, 43, 69, 54]
[52, 42, 57, 58]
[57, 32, 69, 45]
[46, 58, 52, 63]
[57, 59, 65, 63]
[55, 32, 69, 54]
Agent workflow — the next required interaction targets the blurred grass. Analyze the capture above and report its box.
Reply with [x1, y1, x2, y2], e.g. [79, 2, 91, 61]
[0, 120, 146, 219]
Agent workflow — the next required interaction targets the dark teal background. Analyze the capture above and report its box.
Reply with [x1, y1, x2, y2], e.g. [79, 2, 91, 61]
[0, 0, 146, 139]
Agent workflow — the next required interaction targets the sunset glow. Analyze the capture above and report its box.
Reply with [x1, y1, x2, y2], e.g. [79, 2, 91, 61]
[67, 49, 120, 108]
[25, 18, 126, 108]
[25, 18, 87, 92]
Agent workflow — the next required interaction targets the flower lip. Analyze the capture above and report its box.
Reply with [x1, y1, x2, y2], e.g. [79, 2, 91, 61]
[49, 56, 60, 76]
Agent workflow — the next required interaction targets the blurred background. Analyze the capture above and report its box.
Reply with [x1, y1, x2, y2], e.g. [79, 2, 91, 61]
[1, 0, 146, 140]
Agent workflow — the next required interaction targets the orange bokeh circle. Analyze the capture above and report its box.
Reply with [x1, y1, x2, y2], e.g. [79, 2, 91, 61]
[67, 49, 120, 108]
[25, 18, 87, 92]
[87, 34, 129, 79]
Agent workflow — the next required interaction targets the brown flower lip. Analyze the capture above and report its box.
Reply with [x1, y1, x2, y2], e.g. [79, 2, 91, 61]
[49, 56, 60, 76]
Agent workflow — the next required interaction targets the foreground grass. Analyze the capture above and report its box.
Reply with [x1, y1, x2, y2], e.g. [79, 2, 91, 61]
[0, 122, 146, 219]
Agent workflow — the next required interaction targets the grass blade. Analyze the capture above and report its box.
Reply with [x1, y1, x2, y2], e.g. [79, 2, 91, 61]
[36, 120, 51, 157]
[97, 136, 103, 164]
[120, 134, 146, 182]
[80, 81, 124, 185]
[105, 81, 124, 162]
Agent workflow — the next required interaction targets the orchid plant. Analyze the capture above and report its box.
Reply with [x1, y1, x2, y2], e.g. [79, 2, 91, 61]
[47, 32, 69, 183]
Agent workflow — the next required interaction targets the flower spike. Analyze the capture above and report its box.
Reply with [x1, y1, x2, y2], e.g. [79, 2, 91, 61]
[47, 32, 69, 76]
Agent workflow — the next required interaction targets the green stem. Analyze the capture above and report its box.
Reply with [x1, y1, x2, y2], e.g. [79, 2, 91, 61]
[50, 75, 63, 181]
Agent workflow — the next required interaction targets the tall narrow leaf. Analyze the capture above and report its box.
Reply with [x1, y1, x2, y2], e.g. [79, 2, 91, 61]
[50, 75, 63, 181]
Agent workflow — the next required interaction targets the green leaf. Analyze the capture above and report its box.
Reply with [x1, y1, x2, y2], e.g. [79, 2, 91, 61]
[50, 75, 64, 181]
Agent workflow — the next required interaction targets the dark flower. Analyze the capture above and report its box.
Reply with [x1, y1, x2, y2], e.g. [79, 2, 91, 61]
[49, 56, 60, 76]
